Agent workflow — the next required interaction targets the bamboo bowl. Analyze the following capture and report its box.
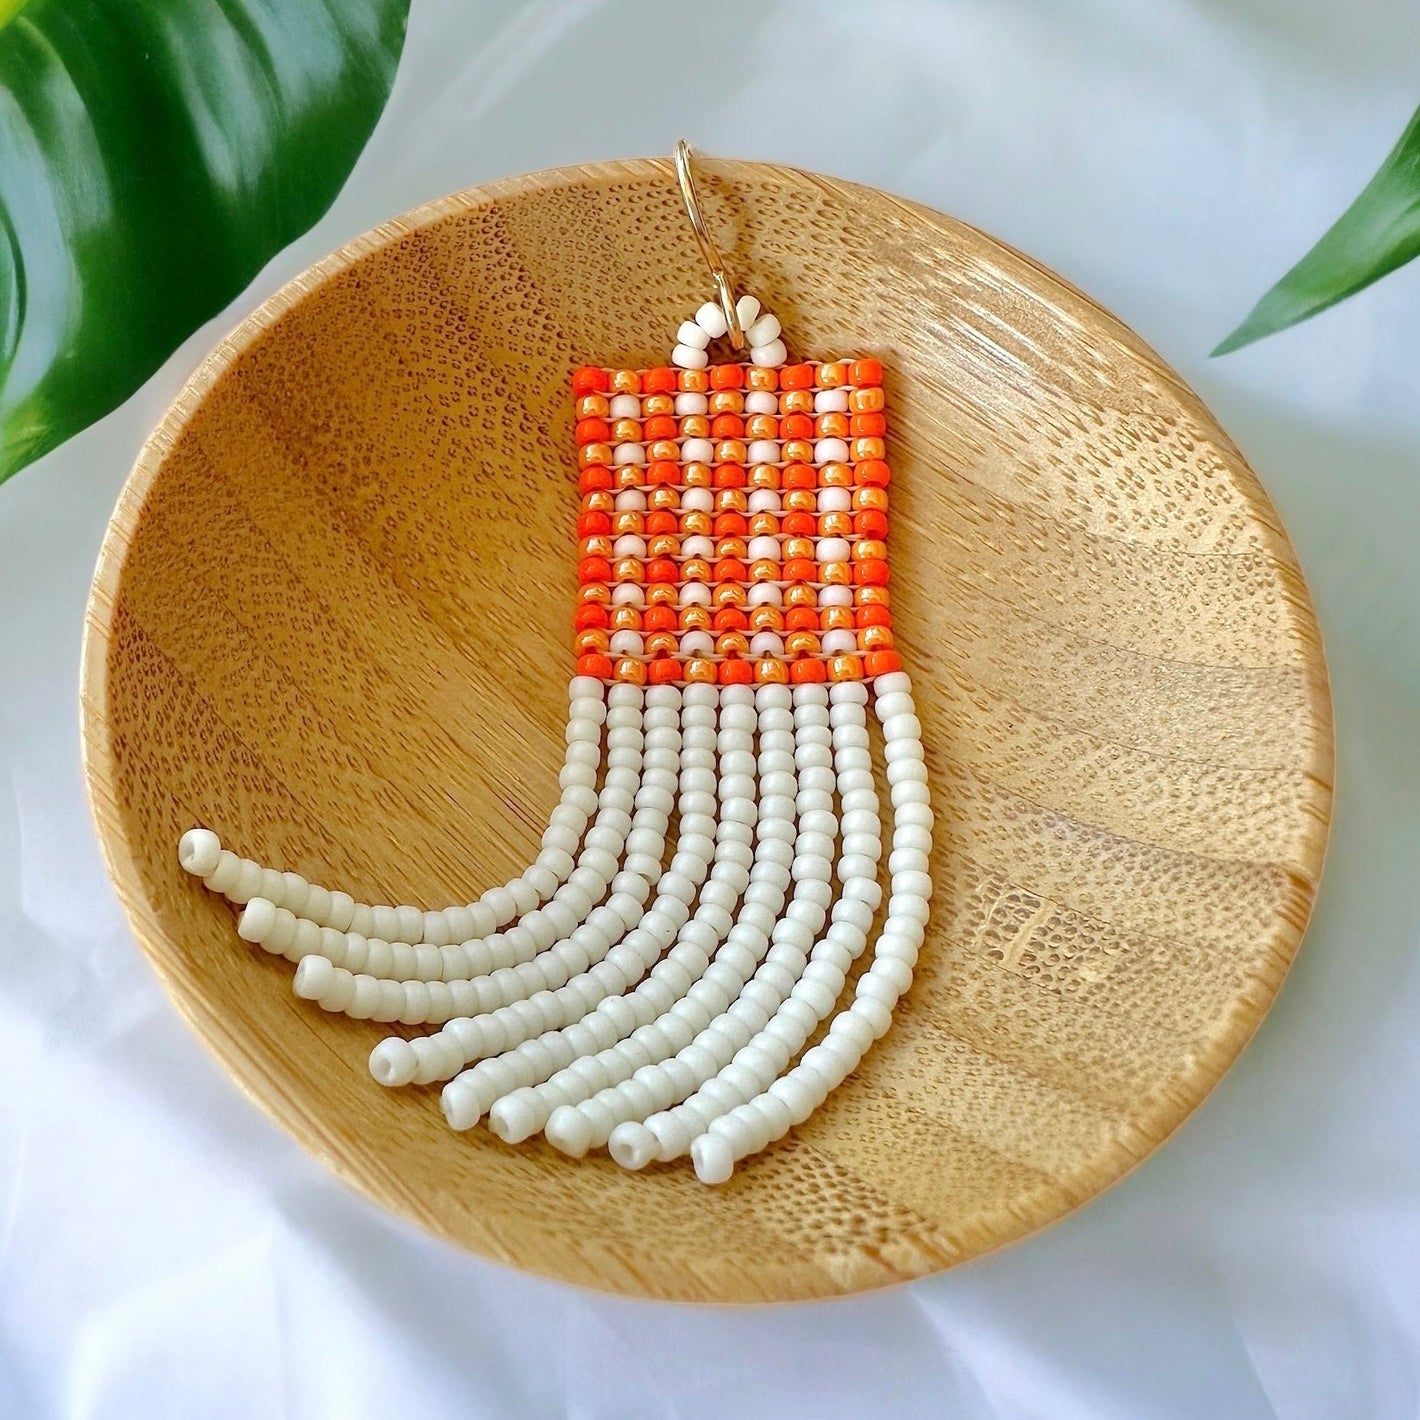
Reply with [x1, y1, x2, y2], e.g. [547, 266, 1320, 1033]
[80, 159, 1333, 1302]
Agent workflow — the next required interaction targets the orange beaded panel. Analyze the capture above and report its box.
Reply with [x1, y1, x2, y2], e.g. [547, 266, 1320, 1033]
[571, 360, 900, 687]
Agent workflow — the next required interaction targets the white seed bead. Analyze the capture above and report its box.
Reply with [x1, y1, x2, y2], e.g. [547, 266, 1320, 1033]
[695, 300, 729, 338]
[735, 294, 761, 328]
[814, 387, 849, 412]
[745, 312, 781, 346]
[750, 338, 787, 367]
[675, 391, 708, 416]
[676, 319, 711, 350]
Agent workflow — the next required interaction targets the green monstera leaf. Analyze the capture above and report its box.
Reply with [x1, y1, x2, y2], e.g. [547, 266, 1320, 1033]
[0, 0, 410, 483]
[1216, 102, 1420, 355]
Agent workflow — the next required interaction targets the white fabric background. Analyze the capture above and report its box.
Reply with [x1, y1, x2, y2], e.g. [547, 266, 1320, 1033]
[3, 1, 1419, 1415]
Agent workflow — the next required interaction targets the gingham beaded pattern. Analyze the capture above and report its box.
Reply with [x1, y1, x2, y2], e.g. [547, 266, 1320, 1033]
[572, 360, 900, 687]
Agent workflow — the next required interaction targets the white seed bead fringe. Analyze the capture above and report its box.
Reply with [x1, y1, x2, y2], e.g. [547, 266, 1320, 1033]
[688, 671, 929, 1184]
[442, 682, 762, 1131]
[289, 682, 654, 1029]
[672, 294, 787, 369]
[540, 682, 827, 1159]
[175, 676, 610, 944]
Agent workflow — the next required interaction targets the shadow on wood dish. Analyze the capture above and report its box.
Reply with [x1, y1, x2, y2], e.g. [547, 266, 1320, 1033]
[80, 158, 1333, 1302]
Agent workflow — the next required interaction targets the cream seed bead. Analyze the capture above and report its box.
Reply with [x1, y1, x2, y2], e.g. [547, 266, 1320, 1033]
[685, 676, 933, 1183]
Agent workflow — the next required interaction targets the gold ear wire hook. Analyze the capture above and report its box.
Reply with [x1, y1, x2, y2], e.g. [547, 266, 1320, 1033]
[674, 141, 746, 352]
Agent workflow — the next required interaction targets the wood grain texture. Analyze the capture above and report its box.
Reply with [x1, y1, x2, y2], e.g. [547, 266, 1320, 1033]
[79, 158, 1333, 1302]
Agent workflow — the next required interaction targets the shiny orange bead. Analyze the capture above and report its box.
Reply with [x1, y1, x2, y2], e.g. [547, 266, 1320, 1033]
[783, 557, 817, 583]
[781, 413, 815, 440]
[713, 606, 749, 631]
[650, 486, 680, 510]
[709, 364, 744, 390]
[684, 657, 718, 683]
[819, 511, 853, 537]
[679, 605, 711, 631]
[643, 393, 675, 416]
[609, 369, 639, 394]
[782, 439, 814, 464]
[648, 439, 680, 462]
[579, 555, 612, 583]
[647, 557, 679, 582]
[579, 442, 613, 468]
[854, 558, 889, 586]
[714, 488, 748, 513]
[612, 511, 644, 535]
[614, 657, 647, 684]
[644, 605, 678, 632]
[852, 539, 888, 562]
[683, 462, 712, 487]
[850, 358, 883, 387]
[582, 536, 612, 558]
[574, 604, 609, 631]
[708, 389, 744, 414]
[572, 366, 608, 395]
[716, 632, 751, 657]
[579, 467, 613, 493]
[713, 464, 747, 488]
[611, 418, 641, 443]
[645, 631, 679, 658]
[716, 536, 748, 560]
[820, 462, 854, 487]
[610, 605, 643, 631]
[679, 510, 711, 536]
[817, 361, 848, 387]
[749, 605, 784, 632]
[576, 394, 610, 418]
[715, 439, 747, 465]
[645, 509, 677, 534]
[784, 488, 817, 512]
[578, 583, 610, 605]
[855, 458, 891, 487]
[820, 606, 855, 631]
[645, 461, 678, 486]
[785, 607, 819, 632]
[678, 368, 709, 392]
[582, 489, 614, 514]
[718, 658, 755, 685]
[864, 649, 902, 677]
[858, 626, 894, 651]
[783, 464, 817, 490]
[821, 561, 852, 585]
[827, 653, 863, 681]
[614, 465, 642, 489]
[749, 465, 780, 490]
[780, 510, 816, 538]
[785, 630, 821, 657]
[785, 583, 818, 608]
[710, 413, 745, 439]
[713, 584, 747, 608]
[745, 366, 778, 391]
[648, 582, 679, 604]
[853, 486, 889, 511]
[779, 388, 814, 414]
[853, 508, 888, 538]
[644, 415, 678, 441]
[855, 603, 892, 628]
[744, 413, 779, 440]
[678, 557, 710, 582]
[755, 658, 789, 684]
[815, 411, 850, 439]
[577, 652, 615, 678]
[648, 534, 681, 558]
[852, 437, 886, 461]
[644, 366, 679, 394]
[647, 656, 682, 684]
[748, 512, 780, 537]
[613, 557, 644, 583]
[855, 585, 891, 607]
[713, 558, 747, 583]
[577, 511, 611, 537]
[780, 363, 815, 390]
[849, 385, 885, 413]
[783, 536, 815, 561]
[790, 658, 827, 683]
[678, 415, 709, 440]
[850, 412, 886, 438]
[749, 559, 779, 582]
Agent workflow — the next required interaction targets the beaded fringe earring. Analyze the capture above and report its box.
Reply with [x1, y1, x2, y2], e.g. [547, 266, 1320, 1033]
[175, 148, 932, 1185]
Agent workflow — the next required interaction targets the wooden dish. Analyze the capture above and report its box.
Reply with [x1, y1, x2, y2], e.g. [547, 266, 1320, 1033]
[80, 158, 1333, 1303]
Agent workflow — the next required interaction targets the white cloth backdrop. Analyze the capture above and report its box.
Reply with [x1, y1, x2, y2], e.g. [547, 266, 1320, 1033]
[3, 1, 1419, 1414]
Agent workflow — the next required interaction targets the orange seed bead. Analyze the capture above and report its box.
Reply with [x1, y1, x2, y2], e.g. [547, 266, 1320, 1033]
[849, 386, 885, 413]
[678, 368, 710, 392]
[614, 657, 647, 684]
[684, 657, 718, 683]
[713, 584, 747, 607]
[755, 659, 789, 684]
[683, 463, 712, 487]
[744, 366, 778, 391]
[827, 653, 864, 681]
[786, 584, 818, 608]
[576, 394, 609, 418]
[610, 369, 641, 394]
